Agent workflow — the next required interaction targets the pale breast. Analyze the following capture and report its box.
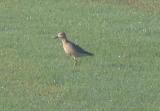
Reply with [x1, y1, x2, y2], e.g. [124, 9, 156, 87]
[62, 42, 79, 57]
[63, 43, 71, 55]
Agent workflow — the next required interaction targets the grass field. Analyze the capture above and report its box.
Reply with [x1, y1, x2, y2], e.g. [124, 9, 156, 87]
[0, 0, 160, 111]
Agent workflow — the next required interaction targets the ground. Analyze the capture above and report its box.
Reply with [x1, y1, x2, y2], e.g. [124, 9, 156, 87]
[0, 0, 160, 111]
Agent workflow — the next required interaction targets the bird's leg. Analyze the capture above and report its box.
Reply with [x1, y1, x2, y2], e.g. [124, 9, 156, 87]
[73, 57, 78, 66]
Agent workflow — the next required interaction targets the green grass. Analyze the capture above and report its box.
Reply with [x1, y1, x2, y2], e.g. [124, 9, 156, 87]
[0, 0, 160, 111]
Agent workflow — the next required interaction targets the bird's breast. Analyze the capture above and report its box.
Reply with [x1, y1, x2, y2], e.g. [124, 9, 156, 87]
[62, 42, 81, 57]
[63, 43, 71, 55]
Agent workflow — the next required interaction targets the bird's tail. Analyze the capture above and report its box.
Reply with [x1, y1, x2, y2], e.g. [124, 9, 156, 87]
[85, 51, 94, 56]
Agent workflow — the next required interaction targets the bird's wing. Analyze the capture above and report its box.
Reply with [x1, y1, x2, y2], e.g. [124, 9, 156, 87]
[70, 42, 93, 56]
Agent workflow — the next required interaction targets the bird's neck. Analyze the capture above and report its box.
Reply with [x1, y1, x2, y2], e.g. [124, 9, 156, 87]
[61, 38, 68, 44]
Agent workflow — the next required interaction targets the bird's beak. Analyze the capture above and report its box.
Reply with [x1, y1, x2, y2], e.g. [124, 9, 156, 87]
[54, 36, 58, 39]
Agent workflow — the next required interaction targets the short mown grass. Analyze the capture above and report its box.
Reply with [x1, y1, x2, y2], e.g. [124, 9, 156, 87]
[0, 0, 160, 111]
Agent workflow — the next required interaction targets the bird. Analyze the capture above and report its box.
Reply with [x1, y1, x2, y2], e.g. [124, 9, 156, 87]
[55, 32, 94, 65]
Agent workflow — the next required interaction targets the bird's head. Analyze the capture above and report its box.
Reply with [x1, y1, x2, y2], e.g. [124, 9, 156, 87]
[55, 32, 67, 40]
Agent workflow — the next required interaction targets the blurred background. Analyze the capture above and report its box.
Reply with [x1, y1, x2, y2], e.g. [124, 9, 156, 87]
[0, 0, 160, 111]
